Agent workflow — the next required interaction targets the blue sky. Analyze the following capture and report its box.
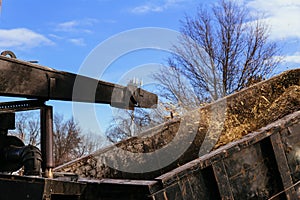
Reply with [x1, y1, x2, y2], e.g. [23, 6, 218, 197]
[0, 0, 199, 72]
[0, 0, 300, 141]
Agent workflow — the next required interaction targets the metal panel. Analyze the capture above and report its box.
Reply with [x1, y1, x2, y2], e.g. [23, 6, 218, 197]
[271, 132, 297, 199]
[0, 56, 157, 109]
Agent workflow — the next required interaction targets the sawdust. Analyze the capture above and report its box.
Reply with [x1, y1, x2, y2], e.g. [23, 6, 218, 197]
[215, 84, 300, 148]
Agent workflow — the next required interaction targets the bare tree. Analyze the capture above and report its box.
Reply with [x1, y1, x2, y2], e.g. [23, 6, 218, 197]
[154, 65, 203, 109]
[53, 114, 84, 166]
[9, 111, 40, 146]
[9, 111, 103, 166]
[105, 108, 162, 143]
[79, 131, 105, 155]
[106, 0, 282, 143]
[157, 0, 281, 104]
[53, 114, 105, 166]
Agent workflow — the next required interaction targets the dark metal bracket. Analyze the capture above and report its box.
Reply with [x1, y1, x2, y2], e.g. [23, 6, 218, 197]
[0, 99, 54, 178]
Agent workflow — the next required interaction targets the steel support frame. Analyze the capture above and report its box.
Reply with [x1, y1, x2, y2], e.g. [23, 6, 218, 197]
[0, 100, 54, 178]
[40, 106, 54, 178]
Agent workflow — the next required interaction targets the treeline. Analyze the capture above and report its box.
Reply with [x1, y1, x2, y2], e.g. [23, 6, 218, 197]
[9, 111, 104, 167]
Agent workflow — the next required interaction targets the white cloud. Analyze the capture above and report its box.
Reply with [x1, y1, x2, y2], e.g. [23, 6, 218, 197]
[56, 20, 79, 32]
[246, 0, 300, 39]
[68, 38, 86, 46]
[131, 5, 163, 14]
[131, 0, 188, 14]
[284, 52, 300, 64]
[48, 34, 86, 46]
[0, 28, 53, 49]
[48, 33, 63, 40]
[55, 18, 98, 33]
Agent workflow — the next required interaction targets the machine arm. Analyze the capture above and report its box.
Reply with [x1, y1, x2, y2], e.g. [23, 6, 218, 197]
[0, 55, 157, 109]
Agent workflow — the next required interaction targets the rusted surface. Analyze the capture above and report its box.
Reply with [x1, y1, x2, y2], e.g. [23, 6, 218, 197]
[0, 50, 16, 58]
[0, 174, 86, 200]
[48, 111, 295, 200]
[55, 69, 300, 181]
[0, 55, 157, 181]
[40, 106, 54, 178]
[212, 160, 234, 199]
[0, 55, 157, 109]
[284, 123, 300, 182]
[271, 132, 297, 199]
[153, 111, 300, 200]
[0, 100, 45, 113]
[4, 172, 161, 199]
[0, 55, 299, 199]
[81, 179, 160, 200]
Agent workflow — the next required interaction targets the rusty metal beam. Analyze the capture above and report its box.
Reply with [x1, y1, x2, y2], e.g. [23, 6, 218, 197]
[0, 100, 45, 113]
[40, 106, 54, 178]
[0, 55, 157, 109]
